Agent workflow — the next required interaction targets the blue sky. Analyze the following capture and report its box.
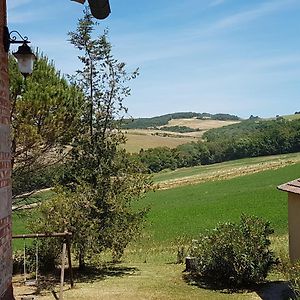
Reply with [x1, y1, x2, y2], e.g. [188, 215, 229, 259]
[7, 0, 300, 118]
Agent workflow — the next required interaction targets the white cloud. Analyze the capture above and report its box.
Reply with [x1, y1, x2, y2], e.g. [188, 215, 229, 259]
[201, 0, 299, 35]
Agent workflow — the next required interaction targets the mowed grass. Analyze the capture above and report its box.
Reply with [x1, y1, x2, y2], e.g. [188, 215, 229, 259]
[12, 212, 36, 250]
[137, 162, 300, 244]
[14, 262, 260, 300]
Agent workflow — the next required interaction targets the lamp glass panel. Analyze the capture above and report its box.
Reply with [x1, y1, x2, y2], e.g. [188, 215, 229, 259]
[15, 54, 35, 75]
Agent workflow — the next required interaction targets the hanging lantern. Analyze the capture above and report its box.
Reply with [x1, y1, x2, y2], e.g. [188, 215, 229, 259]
[2, 26, 36, 78]
[13, 43, 36, 78]
[88, 0, 111, 19]
[71, 0, 111, 19]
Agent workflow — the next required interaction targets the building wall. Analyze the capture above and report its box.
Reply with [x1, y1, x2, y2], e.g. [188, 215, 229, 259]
[288, 192, 300, 263]
[0, 0, 14, 299]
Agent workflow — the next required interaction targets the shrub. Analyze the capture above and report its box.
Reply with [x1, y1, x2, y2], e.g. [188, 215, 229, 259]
[189, 215, 278, 288]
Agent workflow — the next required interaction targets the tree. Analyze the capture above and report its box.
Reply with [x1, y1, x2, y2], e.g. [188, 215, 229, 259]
[9, 54, 84, 198]
[32, 8, 152, 269]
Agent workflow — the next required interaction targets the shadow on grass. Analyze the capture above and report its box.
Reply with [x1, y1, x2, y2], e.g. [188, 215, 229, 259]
[75, 264, 138, 283]
[255, 281, 297, 300]
[182, 272, 246, 294]
[183, 273, 297, 299]
[14, 263, 139, 297]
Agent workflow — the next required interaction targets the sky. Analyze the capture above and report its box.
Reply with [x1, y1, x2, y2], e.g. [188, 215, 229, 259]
[7, 0, 300, 118]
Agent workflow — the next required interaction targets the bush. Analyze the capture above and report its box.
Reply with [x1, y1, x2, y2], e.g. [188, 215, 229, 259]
[190, 215, 278, 288]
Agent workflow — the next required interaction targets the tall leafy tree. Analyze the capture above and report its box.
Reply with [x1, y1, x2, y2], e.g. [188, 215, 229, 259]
[9, 54, 84, 197]
[32, 8, 152, 269]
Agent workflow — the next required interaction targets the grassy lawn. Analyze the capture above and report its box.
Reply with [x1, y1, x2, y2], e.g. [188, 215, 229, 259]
[12, 156, 298, 299]
[14, 262, 261, 300]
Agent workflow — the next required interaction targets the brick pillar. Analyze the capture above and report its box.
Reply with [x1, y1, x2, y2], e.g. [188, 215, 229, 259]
[0, 0, 14, 299]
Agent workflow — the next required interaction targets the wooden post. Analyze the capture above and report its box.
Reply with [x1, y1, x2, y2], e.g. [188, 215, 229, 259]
[59, 242, 67, 300]
[13, 232, 74, 289]
[66, 235, 74, 288]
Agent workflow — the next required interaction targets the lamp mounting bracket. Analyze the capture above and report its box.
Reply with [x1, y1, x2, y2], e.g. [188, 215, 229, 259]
[3, 26, 31, 53]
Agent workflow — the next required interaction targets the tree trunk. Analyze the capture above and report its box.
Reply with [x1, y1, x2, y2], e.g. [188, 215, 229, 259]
[78, 249, 85, 271]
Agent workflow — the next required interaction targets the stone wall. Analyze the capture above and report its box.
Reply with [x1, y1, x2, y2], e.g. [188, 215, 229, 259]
[0, 0, 14, 299]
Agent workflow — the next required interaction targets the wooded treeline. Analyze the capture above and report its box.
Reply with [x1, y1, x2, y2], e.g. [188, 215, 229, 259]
[122, 112, 240, 129]
[136, 118, 300, 173]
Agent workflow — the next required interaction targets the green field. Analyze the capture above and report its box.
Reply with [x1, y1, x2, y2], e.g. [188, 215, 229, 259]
[13, 157, 300, 245]
[137, 162, 300, 246]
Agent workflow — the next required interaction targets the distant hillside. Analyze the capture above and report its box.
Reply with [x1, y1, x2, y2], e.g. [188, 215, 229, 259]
[122, 112, 240, 129]
[203, 113, 300, 141]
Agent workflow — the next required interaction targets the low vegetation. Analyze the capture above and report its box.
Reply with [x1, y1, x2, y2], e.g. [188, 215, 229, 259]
[189, 215, 278, 288]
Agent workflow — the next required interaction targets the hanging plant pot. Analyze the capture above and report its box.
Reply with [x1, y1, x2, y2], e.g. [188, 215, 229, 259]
[88, 0, 111, 19]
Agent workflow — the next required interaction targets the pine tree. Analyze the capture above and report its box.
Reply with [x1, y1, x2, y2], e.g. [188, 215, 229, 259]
[9, 53, 84, 197]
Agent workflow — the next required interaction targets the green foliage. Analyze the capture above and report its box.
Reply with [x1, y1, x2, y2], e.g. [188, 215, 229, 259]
[159, 126, 198, 133]
[12, 162, 65, 196]
[31, 8, 152, 270]
[12, 250, 24, 274]
[139, 147, 177, 172]
[190, 215, 278, 288]
[13, 241, 57, 275]
[197, 113, 240, 121]
[9, 53, 84, 197]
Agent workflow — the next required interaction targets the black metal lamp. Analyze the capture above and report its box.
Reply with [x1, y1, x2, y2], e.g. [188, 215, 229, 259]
[71, 0, 111, 19]
[3, 26, 36, 77]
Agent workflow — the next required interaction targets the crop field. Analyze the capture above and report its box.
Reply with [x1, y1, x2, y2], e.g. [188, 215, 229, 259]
[124, 131, 196, 153]
[154, 152, 300, 188]
[123, 118, 240, 152]
[283, 114, 300, 120]
[166, 118, 240, 130]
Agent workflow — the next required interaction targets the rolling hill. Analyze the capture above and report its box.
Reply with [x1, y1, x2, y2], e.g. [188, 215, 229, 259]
[123, 112, 241, 152]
